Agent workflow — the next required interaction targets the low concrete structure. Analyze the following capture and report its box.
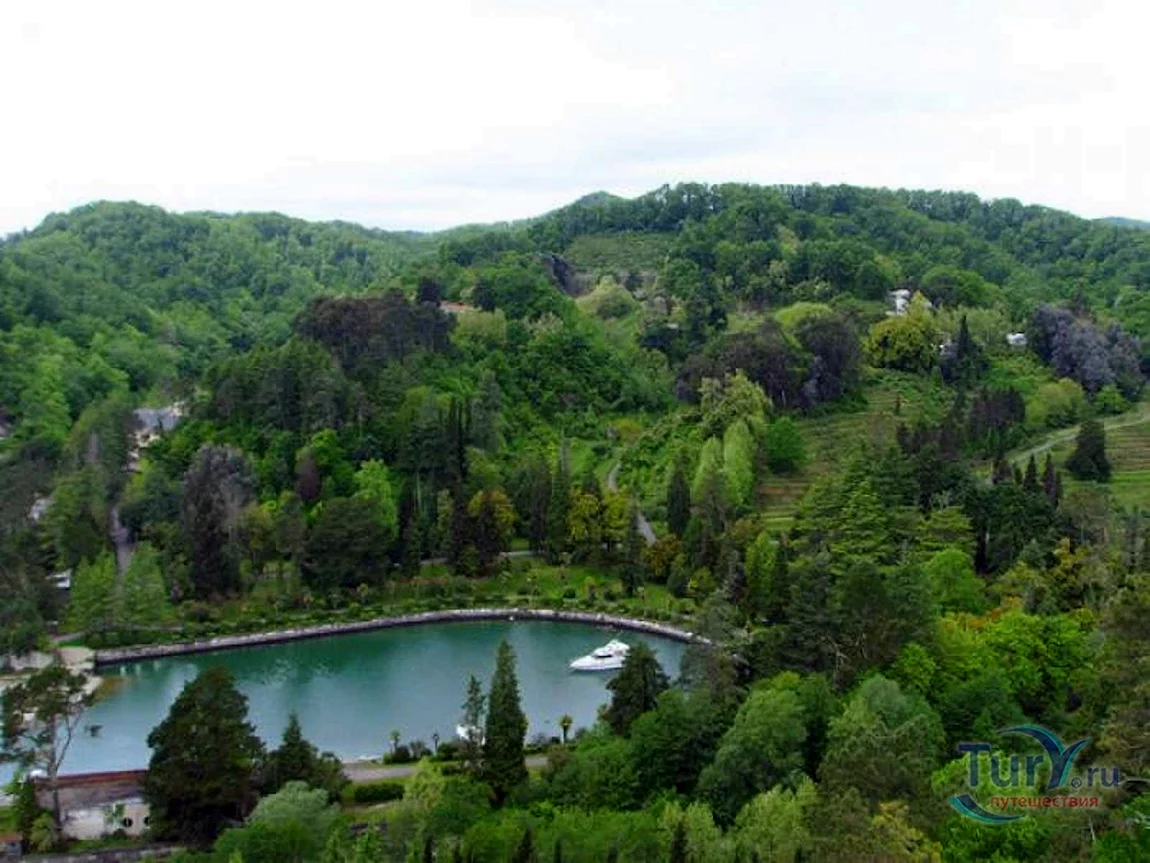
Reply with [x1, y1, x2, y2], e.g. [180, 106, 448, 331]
[35, 771, 150, 841]
[94, 608, 702, 667]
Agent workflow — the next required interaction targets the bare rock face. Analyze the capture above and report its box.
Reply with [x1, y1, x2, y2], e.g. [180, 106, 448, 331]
[539, 253, 592, 297]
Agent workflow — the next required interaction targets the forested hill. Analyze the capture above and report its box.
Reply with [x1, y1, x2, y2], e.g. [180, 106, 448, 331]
[0, 201, 433, 430]
[1099, 216, 1150, 231]
[2, 184, 1148, 463]
[3, 184, 1150, 859]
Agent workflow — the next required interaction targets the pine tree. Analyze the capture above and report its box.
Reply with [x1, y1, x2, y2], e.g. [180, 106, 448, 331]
[144, 666, 265, 842]
[66, 553, 118, 635]
[1066, 418, 1111, 482]
[264, 712, 346, 799]
[483, 642, 527, 803]
[604, 642, 669, 735]
[121, 543, 173, 630]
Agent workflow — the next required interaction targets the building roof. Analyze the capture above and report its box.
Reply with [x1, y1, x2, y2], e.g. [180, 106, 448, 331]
[35, 769, 147, 811]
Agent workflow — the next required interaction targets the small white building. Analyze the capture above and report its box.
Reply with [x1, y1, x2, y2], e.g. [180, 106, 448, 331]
[1006, 332, 1028, 347]
[35, 770, 151, 841]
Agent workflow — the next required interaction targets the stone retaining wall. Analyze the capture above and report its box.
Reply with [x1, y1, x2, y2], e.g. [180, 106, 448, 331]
[94, 608, 702, 667]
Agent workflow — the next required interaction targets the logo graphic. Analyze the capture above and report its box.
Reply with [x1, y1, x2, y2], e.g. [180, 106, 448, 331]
[949, 725, 1118, 823]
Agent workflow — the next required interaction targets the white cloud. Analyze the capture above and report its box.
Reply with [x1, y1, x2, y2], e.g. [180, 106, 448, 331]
[1, 0, 1146, 233]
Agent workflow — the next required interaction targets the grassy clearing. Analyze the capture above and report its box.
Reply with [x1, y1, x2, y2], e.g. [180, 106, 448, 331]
[563, 231, 675, 274]
[616, 369, 955, 534]
[755, 370, 953, 531]
[1035, 399, 1150, 511]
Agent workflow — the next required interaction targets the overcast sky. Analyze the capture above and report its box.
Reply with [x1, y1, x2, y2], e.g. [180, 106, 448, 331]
[2, 0, 1145, 234]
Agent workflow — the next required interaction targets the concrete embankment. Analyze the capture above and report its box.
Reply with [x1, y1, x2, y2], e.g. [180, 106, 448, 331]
[93, 608, 702, 667]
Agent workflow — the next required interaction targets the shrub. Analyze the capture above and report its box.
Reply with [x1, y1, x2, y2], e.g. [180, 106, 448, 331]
[434, 740, 460, 761]
[346, 780, 405, 804]
[384, 745, 413, 764]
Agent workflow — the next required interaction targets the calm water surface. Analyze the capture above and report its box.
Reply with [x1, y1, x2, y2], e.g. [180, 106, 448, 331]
[58, 620, 686, 774]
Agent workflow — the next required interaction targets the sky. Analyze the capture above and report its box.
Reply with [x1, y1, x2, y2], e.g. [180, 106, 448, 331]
[2, 0, 1146, 234]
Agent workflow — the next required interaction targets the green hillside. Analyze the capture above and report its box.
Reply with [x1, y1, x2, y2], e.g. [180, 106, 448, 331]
[2, 183, 1149, 861]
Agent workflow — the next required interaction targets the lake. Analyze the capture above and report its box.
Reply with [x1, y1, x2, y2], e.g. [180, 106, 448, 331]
[55, 620, 687, 775]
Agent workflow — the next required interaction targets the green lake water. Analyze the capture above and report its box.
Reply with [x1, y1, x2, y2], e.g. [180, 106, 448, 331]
[58, 620, 686, 774]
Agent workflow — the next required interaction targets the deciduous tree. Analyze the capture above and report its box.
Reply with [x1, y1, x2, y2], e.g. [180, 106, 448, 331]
[1, 663, 93, 841]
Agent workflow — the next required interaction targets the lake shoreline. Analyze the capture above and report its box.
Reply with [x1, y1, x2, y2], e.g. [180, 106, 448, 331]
[92, 608, 701, 667]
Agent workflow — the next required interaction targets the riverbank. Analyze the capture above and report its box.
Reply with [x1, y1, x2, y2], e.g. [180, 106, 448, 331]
[93, 608, 702, 666]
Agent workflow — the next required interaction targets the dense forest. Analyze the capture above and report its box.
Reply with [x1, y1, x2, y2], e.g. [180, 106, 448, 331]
[1, 183, 1148, 860]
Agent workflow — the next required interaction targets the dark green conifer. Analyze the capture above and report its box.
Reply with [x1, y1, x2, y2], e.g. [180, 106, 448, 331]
[482, 641, 527, 803]
[1066, 418, 1111, 482]
[667, 458, 692, 538]
[604, 642, 669, 735]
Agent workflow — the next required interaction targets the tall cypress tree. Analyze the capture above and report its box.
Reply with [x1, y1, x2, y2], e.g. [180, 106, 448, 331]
[525, 457, 552, 553]
[622, 497, 643, 597]
[1022, 454, 1039, 493]
[546, 443, 571, 561]
[667, 458, 692, 538]
[483, 641, 527, 804]
[1042, 453, 1057, 504]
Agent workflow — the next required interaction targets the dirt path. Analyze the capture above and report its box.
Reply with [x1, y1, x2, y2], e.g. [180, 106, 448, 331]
[1010, 402, 1150, 464]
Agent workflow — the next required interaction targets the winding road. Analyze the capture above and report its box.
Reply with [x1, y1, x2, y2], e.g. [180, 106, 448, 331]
[606, 462, 656, 545]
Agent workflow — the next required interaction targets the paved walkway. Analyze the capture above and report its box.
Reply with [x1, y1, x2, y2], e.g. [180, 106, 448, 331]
[344, 754, 549, 782]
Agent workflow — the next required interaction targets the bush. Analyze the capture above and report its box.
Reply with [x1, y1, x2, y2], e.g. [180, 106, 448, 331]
[434, 740, 460, 761]
[384, 745, 413, 765]
[562, 587, 577, 600]
[346, 780, 405, 804]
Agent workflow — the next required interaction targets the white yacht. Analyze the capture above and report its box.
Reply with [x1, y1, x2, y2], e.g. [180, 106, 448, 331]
[569, 639, 630, 671]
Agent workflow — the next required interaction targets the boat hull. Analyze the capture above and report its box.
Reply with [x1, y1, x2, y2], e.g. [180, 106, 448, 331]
[568, 657, 626, 672]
